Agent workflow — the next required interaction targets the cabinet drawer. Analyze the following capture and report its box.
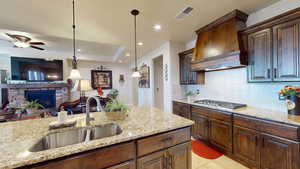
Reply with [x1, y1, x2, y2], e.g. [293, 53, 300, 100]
[192, 106, 232, 122]
[234, 114, 299, 141]
[233, 114, 258, 129]
[137, 127, 191, 156]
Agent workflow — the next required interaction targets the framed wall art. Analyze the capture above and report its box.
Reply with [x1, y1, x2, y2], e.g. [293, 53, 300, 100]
[91, 70, 113, 89]
[139, 64, 150, 88]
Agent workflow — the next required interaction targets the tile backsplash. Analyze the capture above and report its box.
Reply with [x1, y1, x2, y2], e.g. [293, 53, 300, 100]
[184, 68, 300, 112]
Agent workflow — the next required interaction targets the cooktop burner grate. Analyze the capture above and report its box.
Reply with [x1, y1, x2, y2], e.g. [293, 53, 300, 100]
[193, 99, 247, 110]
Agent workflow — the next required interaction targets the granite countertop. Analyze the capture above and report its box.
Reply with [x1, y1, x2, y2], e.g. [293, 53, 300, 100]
[0, 106, 194, 169]
[174, 98, 300, 126]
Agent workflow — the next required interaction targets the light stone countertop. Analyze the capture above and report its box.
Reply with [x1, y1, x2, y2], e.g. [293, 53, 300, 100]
[0, 106, 193, 169]
[174, 98, 300, 126]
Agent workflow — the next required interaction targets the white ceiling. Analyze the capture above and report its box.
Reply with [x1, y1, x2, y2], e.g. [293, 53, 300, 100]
[0, 0, 278, 63]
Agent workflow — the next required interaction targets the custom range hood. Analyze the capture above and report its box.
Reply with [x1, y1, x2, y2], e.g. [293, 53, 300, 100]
[191, 10, 248, 71]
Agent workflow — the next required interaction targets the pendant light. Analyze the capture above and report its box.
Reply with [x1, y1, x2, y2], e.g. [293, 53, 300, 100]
[68, 0, 82, 80]
[131, 9, 141, 78]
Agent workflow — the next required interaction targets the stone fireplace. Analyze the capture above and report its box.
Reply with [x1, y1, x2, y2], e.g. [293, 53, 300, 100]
[6, 83, 70, 110]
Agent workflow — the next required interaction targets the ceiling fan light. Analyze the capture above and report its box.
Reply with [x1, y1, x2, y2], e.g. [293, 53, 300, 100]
[68, 69, 82, 80]
[132, 71, 141, 78]
[14, 41, 30, 48]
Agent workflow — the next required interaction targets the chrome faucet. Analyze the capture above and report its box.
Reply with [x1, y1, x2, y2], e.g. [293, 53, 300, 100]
[85, 96, 103, 125]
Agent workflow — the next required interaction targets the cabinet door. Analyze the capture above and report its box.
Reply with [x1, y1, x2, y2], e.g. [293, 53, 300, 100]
[137, 151, 166, 169]
[107, 161, 136, 169]
[273, 19, 300, 81]
[233, 126, 260, 168]
[173, 102, 190, 119]
[167, 142, 191, 169]
[191, 113, 209, 140]
[260, 134, 300, 169]
[209, 119, 233, 153]
[180, 55, 189, 84]
[248, 29, 272, 82]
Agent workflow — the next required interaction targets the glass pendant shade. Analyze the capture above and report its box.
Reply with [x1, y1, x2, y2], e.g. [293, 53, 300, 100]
[132, 71, 141, 78]
[68, 69, 82, 80]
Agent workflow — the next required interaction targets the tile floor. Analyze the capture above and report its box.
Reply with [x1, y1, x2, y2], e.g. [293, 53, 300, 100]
[192, 152, 249, 169]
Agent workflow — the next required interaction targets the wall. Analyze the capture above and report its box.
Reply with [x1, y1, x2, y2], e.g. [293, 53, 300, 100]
[0, 54, 11, 106]
[134, 41, 185, 113]
[184, 0, 300, 112]
[65, 60, 133, 105]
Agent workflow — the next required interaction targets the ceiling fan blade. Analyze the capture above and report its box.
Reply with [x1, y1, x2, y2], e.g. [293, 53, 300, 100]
[30, 42, 45, 45]
[30, 45, 45, 50]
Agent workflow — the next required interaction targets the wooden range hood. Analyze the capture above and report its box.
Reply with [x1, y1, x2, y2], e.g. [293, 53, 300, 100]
[191, 10, 249, 71]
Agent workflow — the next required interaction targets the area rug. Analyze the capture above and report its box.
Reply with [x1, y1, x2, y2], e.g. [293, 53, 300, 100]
[192, 140, 223, 159]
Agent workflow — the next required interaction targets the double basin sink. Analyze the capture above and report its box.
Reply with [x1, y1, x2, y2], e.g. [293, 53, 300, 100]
[29, 123, 122, 152]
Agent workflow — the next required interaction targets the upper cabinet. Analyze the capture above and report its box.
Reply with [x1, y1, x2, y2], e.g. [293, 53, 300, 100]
[273, 19, 300, 81]
[248, 29, 272, 82]
[242, 8, 300, 82]
[179, 49, 205, 85]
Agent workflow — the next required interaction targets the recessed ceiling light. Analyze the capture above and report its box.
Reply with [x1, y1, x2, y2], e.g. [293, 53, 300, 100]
[138, 42, 143, 46]
[154, 24, 161, 31]
[77, 49, 81, 52]
[126, 53, 130, 57]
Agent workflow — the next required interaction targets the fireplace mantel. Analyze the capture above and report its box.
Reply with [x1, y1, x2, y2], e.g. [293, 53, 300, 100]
[0, 83, 71, 89]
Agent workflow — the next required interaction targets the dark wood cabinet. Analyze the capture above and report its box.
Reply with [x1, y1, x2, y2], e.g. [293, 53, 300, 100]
[173, 101, 190, 119]
[137, 151, 165, 169]
[260, 134, 300, 169]
[138, 142, 191, 169]
[248, 29, 272, 82]
[209, 119, 232, 153]
[191, 113, 209, 140]
[179, 49, 204, 85]
[233, 126, 260, 169]
[107, 161, 135, 169]
[167, 142, 191, 169]
[243, 8, 300, 82]
[273, 19, 300, 81]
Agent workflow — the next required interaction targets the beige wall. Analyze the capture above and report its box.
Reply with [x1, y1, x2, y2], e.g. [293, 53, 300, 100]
[65, 60, 133, 105]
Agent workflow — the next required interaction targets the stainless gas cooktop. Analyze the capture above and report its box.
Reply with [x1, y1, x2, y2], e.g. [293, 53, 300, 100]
[193, 99, 247, 110]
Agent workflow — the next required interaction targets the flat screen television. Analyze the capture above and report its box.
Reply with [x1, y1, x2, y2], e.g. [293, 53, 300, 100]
[11, 57, 63, 82]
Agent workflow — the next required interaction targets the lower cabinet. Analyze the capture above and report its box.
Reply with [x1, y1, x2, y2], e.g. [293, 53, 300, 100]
[107, 161, 136, 169]
[173, 101, 190, 119]
[260, 134, 300, 169]
[137, 142, 191, 169]
[209, 119, 232, 153]
[233, 126, 260, 169]
[191, 113, 209, 140]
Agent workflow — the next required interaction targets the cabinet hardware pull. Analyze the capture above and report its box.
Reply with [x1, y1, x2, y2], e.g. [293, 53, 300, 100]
[274, 68, 277, 78]
[161, 137, 173, 143]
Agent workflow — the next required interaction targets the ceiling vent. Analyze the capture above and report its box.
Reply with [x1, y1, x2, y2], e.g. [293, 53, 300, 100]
[176, 6, 193, 19]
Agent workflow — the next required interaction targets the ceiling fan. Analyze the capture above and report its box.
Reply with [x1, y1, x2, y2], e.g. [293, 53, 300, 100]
[5, 33, 45, 50]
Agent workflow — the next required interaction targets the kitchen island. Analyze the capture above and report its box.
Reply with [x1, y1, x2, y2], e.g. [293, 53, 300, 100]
[0, 106, 193, 169]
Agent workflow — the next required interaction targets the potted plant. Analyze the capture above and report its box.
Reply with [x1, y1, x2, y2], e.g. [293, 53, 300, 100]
[23, 100, 45, 115]
[186, 91, 195, 103]
[279, 85, 300, 115]
[104, 99, 130, 120]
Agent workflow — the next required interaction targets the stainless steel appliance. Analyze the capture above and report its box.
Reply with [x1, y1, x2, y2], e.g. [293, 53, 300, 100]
[194, 99, 247, 110]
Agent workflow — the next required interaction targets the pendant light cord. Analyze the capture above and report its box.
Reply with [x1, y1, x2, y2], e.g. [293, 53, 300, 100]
[134, 14, 137, 71]
[72, 0, 77, 69]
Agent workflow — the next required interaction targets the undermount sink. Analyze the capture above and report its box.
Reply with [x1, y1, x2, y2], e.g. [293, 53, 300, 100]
[29, 123, 122, 152]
